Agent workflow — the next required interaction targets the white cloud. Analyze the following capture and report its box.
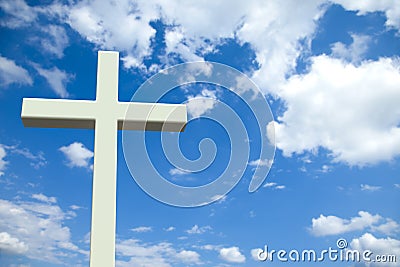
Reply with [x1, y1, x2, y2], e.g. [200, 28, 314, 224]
[371, 219, 400, 236]
[186, 89, 218, 118]
[197, 244, 220, 251]
[310, 211, 399, 236]
[251, 248, 263, 261]
[320, 165, 332, 173]
[395, 184, 400, 189]
[164, 226, 175, 232]
[69, 205, 82, 210]
[263, 182, 277, 188]
[169, 168, 189, 176]
[274, 56, 400, 166]
[219, 246, 246, 263]
[350, 233, 400, 267]
[0, 56, 33, 87]
[131, 226, 152, 233]
[59, 142, 94, 169]
[361, 184, 382, 192]
[332, 0, 400, 31]
[263, 181, 285, 190]
[0, 232, 28, 254]
[9, 146, 47, 169]
[248, 158, 273, 167]
[331, 34, 371, 64]
[210, 194, 227, 203]
[175, 250, 201, 263]
[40, 25, 69, 58]
[67, 0, 158, 69]
[31, 193, 57, 204]
[0, 145, 8, 176]
[59, 0, 329, 90]
[0, 0, 37, 28]
[186, 225, 212, 234]
[116, 239, 201, 266]
[0, 198, 87, 263]
[33, 64, 72, 98]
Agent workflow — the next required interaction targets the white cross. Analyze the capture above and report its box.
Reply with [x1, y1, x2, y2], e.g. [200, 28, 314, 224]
[21, 51, 187, 267]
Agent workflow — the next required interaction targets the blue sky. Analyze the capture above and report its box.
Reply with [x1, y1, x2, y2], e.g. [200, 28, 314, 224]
[0, 0, 400, 266]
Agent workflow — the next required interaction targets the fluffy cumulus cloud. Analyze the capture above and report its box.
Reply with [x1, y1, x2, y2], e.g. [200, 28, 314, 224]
[274, 56, 400, 166]
[0, 56, 33, 87]
[0, 197, 87, 264]
[0, 232, 28, 254]
[21, 0, 395, 167]
[310, 211, 399, 236]
[219, 246, 246, 263]
[59, 142, 94, 169]
[67, 0, 158, 69]
[251, 248, 263, 261]
[0, 0, 327, 80]
[350, 233, 400, 267]
[116, 239, 201, 266]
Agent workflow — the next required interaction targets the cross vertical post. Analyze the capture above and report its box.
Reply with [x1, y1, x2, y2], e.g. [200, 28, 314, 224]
[90, 52, 119, 267]
[20, 51, 187, 267]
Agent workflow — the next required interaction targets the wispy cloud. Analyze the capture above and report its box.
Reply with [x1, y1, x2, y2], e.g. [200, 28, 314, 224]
[248, 158, 273, 167]
[10, 146, 47, 169]
[131, 226, 152, 233]
[361, 184, 381, 192]
[0, 0, 40, 28]
[116, 238, 201, 266]
[169, 168, 189, 176]
[0, 56, 32, 87]
[0, 145, 8, 176]
[31, 193, 57, 204]
[40, 25, 69, 58]
[32, 63, 72, 98]
[263, 181, 285, 190]
[186, 225, 212, 235]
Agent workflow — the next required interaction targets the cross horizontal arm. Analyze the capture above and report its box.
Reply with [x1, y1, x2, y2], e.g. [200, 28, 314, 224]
[21, 98, 187, 132]
[118, 102, 187, 132]
[21, 98, 97, 129]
